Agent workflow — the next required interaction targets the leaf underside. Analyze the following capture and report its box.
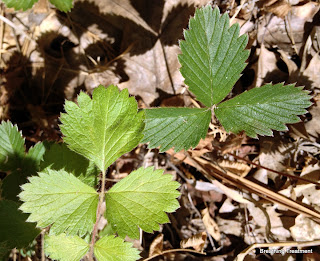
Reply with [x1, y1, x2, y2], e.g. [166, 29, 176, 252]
[215, 83, 312, 138]
[94, 236, 140, 261]
[45, 234, 89, 261]
[179, 6, 249, 107]
[60, 85, 145, 172]
[19, 169, 98, 236]
[105, 167, 180, 239]
[143, 107, 211, 152]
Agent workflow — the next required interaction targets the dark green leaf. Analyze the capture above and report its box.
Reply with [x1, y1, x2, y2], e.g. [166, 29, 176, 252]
[143, 107, 211, 152]
[215, 83, 312, 137]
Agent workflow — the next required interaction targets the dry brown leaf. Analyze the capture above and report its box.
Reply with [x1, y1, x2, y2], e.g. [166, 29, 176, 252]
[305, 100, 320, 141]
[258, 140, 292, 183]
[149, 234, 164, 257]
[257, 2, 320, 55]
[263, 0, 292, 19]
[188, 136, 214, 158]
[180, 231, 207, 252]
[255, 44, 287, 87]
[201, 208, 220, 241]
[290, 214, 320, 241]
[218, 160, 251, 177]
[302, 53, 320, 89]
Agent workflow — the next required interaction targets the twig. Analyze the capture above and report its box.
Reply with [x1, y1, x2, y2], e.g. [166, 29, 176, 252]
[89, 170, 107, 260]
[143, 248, 206, 261]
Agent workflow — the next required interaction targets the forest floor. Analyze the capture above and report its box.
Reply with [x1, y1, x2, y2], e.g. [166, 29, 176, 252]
[1, 0, 320, 260]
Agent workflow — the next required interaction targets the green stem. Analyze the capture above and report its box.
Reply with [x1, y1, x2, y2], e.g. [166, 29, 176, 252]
[89, 170, 107, 260]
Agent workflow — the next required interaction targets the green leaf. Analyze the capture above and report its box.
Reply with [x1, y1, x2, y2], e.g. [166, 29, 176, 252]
[1, 0, 39, 11]
[1, 170, 28, 202]
[24, 141, 46, 169]
[0, 121, 25, 171]
[178, 6, 249, 106]
[0, 200, 40, 251]
[1, 142, 46, 202]
[45, 234, 89, 261]
[40, 142, 98, 186]
[215, 83, 312, 137]
[60, 85, 145, 172]
[19, 169, 98, 236]
[143, 108, 211, 152]
[0, 241, 11, 261]
[105, 167, 180, 239]
[49, 0, 73, 12]
[94, 235, 140, 261]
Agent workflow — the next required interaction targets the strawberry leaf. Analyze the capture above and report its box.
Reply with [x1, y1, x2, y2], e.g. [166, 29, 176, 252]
[105, 167, 180, 239]
[45, 234, 89, 261]
[215, 83, 312, 137]
[179, 6, 249, 106]
[49, 0, 73, 12]
[60, 85, 144, 172]
[143, 107, 211, 152]
[0, 121, 25, 171]
[1, 0, 39, 11]
[94, 236, 140, 261]
[19, 169, 98, 236]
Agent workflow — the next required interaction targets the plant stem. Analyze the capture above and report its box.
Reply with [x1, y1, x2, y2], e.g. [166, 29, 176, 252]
[89, 170, 107, 260]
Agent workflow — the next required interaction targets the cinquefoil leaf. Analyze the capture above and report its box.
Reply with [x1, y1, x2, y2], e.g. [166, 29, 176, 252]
[179, 6, 249, 106]
[60, 85, 144, 172]
[94, 236, 140, 261]
[0, 200, 40, 251]
[1, 0, 39, 11]
[19, 169, 98, 236]
[143, 108, 211, 152]
[49, 0, 73, 12]
[45, 234, 89, 261]
[215, 83, 312, 138]
[105, 167, 180, 239]
[0, 121, 25, 171]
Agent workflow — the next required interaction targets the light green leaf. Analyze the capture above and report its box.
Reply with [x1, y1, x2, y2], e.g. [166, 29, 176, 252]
[143, 108, 211, 152]
[215, 83, 312, 138]
[1, 0, 39, 11]
[40, 142, 98, 186]
[60, 85, 144, 172]
[178, 6, 249, 106]
[0, 121, 25, 171]
[105, 167, 180, 239]
[94, 235, 140, 261]
[45, 234, 89, 261]
[19, 169, 98, 236]
[49, 0, 73, 12]
[0, 200, 40, 251]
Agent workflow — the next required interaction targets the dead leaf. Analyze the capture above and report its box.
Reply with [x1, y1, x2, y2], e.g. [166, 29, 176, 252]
[201, 208, 220, 241]
[290, 214, 320, 241]
[188, 136, 214, 158]
[257, 2, 320, 55]
[180, 231, 207, 252]
[149, 234, 164, 257]
[255, 44, 287, 87]
[218, 160, 251, 177]
[263, 0, 292, 19]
